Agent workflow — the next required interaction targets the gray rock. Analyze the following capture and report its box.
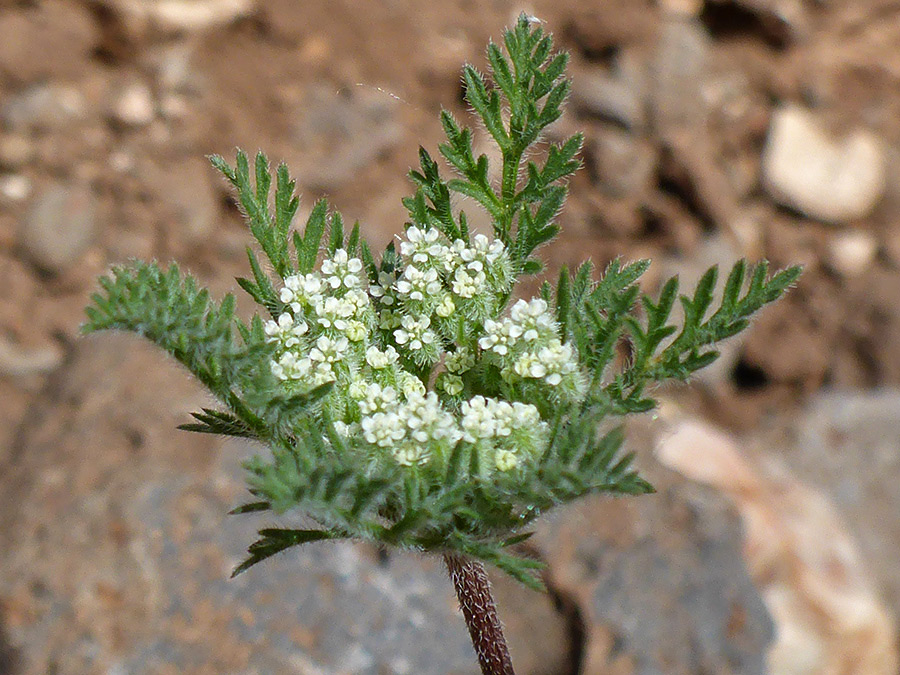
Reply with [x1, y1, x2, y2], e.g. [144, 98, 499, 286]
[588, 128, 657, 198]
[0, 335, 567, 675]
[658, 417, 899, 675]
[652, 17, 711, 133]
[762, 105, 886, 223]
[19, 182, 97, 274]
[532, 461, 773, 675]
[784, 390, 900, 617]
[573, 70, 646, 130]
[1, 84, 87, 134]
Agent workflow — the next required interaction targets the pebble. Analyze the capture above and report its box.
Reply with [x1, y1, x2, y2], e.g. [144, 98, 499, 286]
[20, 182, 98, 274]
[0, 174, 31, 202]
[104, 0, 256, 36]
[0, 84, 86, 133]
[827, 230, 878, 278]
[147, 43, 195, 91]
[652, 16, 711, 132]
[763, 104, 886, 223]
[0, 336, 63, 377]
[572, 69, 646, 130]
[112, 82, 155, 127]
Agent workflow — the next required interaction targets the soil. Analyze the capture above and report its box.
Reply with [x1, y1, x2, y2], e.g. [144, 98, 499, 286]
[2, 0, 900, 672]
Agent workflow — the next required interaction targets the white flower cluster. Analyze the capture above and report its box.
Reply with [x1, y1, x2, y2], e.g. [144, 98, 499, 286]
[269, 248, 373, 389]
[370, 227, 514, 366]
[263, 228, 570, 476]
[360, 391, 461, 466]
[460, 396, 546, 471]
[479, 298, 580, 388]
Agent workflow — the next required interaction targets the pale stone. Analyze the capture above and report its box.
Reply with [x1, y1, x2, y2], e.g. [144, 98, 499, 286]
[113, 82, 155, 127]
[827, 230, 878, 278]
[763, 105, 886, 223]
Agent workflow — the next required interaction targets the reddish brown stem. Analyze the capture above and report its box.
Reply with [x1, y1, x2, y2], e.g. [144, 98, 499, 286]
[443, 552, 516, 675]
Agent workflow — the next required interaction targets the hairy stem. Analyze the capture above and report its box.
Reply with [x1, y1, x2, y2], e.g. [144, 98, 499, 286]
[443, 552, 516, 675]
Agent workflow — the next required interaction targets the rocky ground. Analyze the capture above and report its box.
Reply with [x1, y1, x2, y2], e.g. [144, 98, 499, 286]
[2, 0, 900, 674]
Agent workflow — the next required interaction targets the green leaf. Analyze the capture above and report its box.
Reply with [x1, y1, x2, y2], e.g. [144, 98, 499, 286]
[228, 501, 271, 515]
[231, 528, 340, 577]
[298, 200, 328, 273]
[328, 210, 344, 254]
[179, 408, 256, 438]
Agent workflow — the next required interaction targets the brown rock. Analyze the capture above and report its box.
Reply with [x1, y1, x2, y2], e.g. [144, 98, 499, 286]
[0, 334, 567, 674]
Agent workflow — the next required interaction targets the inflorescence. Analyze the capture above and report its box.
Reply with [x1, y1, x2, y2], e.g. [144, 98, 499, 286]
[265, 226, 572, 474]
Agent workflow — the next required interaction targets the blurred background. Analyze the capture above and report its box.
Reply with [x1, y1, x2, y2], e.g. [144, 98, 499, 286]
[1, 0, 900, 673]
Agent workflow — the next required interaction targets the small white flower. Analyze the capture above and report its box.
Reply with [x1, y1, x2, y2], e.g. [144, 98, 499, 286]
[513, 352, 547, 379]
[495, 449, 519, 472]
[365, 345, 399, 369]
[536, 339, 578, 386]
[478, 318, 522, 356]
[309, 335, 350, 364]
[509, 298, 555, 343]
[435, 295, 456, 318]
[321, 249, 364, 290]
[392, 443, 429, 467]
[460, 395, 496, 442]
[401, 391, 462, 445]
[400, 227, 450, 268]
[397, 372, 426, 397]
[343, 320, 367, 342]
[270, 352, 312, 381]
[264, 312, 309, 347]
[332, 420, 358, 438]
[309, 362, 336, 385]
[358, 383, 399, 415]
[451, 266, 485, 299]
[314, 295, 356, 329]
[348, 380, 369, 400]
[394, 265, 441, 302]
[393, 314, 436, 352]
[460, 396, 543, 445]
[280, 273, 324, 310]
